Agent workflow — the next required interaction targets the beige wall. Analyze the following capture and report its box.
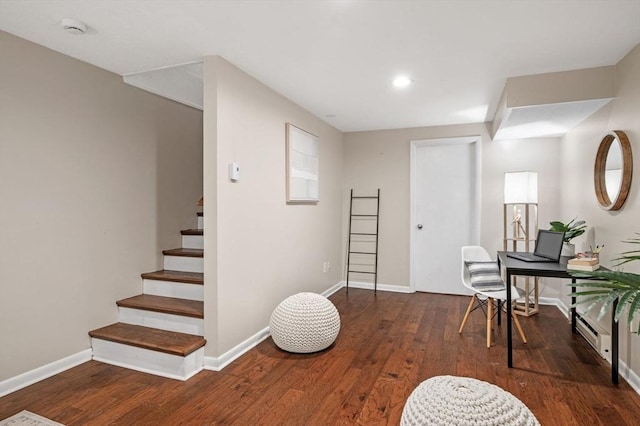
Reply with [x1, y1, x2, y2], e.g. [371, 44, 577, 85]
[559, 44, 640, 375]
[203, 57, 343, 356]
[480, 137, 562, 250]
[505, 66, 615, 108]
[343, 126, 562, 288]
[0, 32, 203, 380]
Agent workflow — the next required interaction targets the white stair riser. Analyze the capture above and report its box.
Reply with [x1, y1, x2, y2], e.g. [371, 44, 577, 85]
[143, 279, 204, 301]
[164, 255, 203, 273]
[197, 216, 204, 230]
[118, 307, 204, 336]
[182, 235, 203, 250]
[91, 339, 203, 381]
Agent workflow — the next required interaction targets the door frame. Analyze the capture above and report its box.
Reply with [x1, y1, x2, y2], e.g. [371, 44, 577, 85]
[409, 136, 482, 293]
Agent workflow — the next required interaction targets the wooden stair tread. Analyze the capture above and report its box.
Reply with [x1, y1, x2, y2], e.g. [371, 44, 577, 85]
[197, 212, 203, 217]
[117, 294, 203, 318]
[181, 229, 203, 236]
[89, 323, 205, 356]
[141, 270, 203, 285]
[162, 248, 203, 257]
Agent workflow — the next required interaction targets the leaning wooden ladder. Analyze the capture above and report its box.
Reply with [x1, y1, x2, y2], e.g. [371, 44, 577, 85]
[346, 189, 380, 293]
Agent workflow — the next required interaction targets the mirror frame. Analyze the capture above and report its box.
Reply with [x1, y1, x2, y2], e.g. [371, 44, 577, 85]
[594, 130, 633, 211]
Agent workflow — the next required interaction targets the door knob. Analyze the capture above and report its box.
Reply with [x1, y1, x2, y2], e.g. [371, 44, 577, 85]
[417, 224, 423, 229]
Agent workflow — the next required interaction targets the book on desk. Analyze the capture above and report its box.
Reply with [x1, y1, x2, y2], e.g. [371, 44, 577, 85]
[567, 257, 599, 272]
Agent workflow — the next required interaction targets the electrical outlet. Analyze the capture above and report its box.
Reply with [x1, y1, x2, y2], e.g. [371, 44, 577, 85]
[322, 261, 331, 273]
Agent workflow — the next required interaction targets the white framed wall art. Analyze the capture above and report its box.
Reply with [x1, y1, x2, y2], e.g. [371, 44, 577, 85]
[286, 123, 319, 203]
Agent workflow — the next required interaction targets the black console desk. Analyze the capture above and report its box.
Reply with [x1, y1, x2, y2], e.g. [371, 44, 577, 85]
[496, 251, 619, 384]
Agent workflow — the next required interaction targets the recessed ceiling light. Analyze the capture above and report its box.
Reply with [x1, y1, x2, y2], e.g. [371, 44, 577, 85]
[61, 18, 87, 35]
[392, 75, 413, 88]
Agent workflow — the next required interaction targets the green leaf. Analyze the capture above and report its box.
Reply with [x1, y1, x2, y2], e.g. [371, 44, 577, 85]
[627, 296, 640, 329]
[570, 282, 633, 290]
[598, 294, 619, 321]
[549, 221, 566, 231]
[615, 291, 636, 322]
[571, 294, 610, 309]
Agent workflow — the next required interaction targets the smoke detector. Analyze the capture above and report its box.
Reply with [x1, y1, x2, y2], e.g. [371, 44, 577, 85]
[61, 18, 87, 35]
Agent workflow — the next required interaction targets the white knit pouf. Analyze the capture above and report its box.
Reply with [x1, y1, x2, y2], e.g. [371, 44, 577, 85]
[269, 292, 341, 353]
[401, 376, 539, 426]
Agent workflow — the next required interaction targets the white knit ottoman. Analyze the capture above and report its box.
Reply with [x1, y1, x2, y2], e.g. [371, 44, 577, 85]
[269, 292, 341, 353]
[401, 376, 539, 426]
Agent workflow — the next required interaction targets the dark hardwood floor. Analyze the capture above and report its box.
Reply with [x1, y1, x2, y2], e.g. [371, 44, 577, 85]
[2, 288, 640, 425]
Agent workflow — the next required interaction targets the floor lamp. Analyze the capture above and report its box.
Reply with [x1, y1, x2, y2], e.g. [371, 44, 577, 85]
[504, 171, 539, 316]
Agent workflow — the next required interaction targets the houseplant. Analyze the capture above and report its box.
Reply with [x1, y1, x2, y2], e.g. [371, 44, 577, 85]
[549, 218, 587, 256]
[570, 233, 640, 334]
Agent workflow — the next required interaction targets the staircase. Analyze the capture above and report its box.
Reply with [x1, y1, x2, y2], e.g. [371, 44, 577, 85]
[89, 211, 206, 380]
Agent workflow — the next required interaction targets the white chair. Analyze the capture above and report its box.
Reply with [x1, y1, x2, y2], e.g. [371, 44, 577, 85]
[459, 246, 527, 348]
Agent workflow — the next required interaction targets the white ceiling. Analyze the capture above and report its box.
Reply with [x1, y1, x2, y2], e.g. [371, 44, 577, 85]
[1, 0, 639, 132]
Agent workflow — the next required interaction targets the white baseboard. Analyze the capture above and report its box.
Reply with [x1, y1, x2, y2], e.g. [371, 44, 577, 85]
[621, 359, 640, 395]
[550, 298, 570, 318]
[322, 281, 345, 298]
[204, 326, 271, 371]
[545, 297, 639, 396]
[342, 280, 413, 293]
[540, 297, 570, 318]
[204, 280, 345, 371]
[0, 349, 92, 397]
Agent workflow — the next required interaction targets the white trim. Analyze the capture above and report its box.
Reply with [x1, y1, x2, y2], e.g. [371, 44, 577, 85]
[0, 349, 91, 397]
[343, 280, 413, 293]
[204, 281, 345, 371]
[204, 327, 271, 372]
[409, 135, 482, 292]
[547, 297, 639, 395]
[621, 359, 640, 395]
[541, 297, 570, 318]
[322, 281, 345, 298]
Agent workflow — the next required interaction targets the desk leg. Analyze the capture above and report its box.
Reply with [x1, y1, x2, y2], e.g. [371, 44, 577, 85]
[507, 270, 513, 368]
[571, 279, 577, 334]
[612, 298, 619, 385]
[497, 300, 502, 325]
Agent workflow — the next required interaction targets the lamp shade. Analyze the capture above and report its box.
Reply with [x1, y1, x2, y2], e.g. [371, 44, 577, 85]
[504, 172, 538, 204]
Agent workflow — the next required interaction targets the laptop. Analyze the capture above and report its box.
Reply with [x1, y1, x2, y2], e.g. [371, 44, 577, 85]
[506, 230, 565, 263]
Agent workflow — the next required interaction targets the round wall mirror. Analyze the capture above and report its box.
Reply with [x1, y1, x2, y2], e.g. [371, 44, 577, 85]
[594, 130, 633, 211]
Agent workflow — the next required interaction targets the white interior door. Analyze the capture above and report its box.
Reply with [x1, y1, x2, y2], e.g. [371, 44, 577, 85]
[412, 138, 479, 294]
